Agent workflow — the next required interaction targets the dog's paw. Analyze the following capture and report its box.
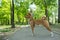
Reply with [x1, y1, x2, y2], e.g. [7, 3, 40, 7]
[32, 34, 35, 37]
[50, 32, 54, 37]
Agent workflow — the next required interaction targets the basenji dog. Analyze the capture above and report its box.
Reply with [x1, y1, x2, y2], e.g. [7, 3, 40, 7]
[25, 13, 54, 37]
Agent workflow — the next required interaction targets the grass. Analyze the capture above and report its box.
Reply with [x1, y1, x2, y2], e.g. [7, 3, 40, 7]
[0, 25, 11, 32]
[0, 28, 11, 32]
[0, 25, 20, 37]
[0, 25, 11, 29]
[0, 25, 21, 32]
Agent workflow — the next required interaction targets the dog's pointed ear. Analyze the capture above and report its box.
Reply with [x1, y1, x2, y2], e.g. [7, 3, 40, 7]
[42, 15, 47, 20]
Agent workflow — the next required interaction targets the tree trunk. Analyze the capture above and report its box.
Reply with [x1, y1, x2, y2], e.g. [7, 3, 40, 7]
[45, 6, 49, 22]
[58, 0, 60, 23]
[44, 0, 49, 22]
[11, 0, 15, 28]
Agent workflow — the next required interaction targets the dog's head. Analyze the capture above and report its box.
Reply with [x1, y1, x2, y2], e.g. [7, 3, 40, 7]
[25, 13, 31, 19]
[42, 15, 47, 20]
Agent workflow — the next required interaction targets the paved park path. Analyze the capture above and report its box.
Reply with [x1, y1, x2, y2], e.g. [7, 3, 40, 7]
[8, 25, 60, 40]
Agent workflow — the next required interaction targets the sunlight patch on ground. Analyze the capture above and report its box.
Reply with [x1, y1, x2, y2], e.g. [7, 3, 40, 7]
[0, 25, 11, 29]
[15, 25, 30, 28]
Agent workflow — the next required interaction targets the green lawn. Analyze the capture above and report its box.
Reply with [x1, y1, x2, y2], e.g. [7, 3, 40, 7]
[0, 25, 11, 29]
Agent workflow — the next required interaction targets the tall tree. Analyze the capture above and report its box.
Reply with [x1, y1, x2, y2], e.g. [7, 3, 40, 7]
[58, 0, 60, 23]
[44, 0, 48, 20]
[11, 0, 15, 28]
[33, 0, 56, 22]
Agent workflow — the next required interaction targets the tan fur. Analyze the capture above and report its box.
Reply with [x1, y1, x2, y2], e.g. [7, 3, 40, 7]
[25, 13, 52, 36]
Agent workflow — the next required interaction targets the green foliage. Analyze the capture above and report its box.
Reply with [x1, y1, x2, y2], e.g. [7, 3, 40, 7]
[0, 0, 11, 25]
[0, 0, 57, 25]
[0, 28, 11, 32]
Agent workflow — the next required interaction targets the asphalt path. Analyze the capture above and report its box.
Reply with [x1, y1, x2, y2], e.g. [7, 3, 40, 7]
[8, 25, 60, 40]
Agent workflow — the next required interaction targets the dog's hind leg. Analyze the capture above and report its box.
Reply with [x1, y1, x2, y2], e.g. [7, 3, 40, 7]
[44, 25, 51, 32]
[42, 20, 51, 31]
[43, 24, 54, 37]
[42, 20, 54, 37]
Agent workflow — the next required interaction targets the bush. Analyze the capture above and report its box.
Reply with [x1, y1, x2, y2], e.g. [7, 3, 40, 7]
[0, 28, 11, 32]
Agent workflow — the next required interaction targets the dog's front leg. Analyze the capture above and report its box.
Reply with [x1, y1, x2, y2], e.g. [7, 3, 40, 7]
[31, 25, 35, 36]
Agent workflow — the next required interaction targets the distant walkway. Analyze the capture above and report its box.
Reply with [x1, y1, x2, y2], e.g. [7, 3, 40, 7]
[8, 25, 60, 40]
